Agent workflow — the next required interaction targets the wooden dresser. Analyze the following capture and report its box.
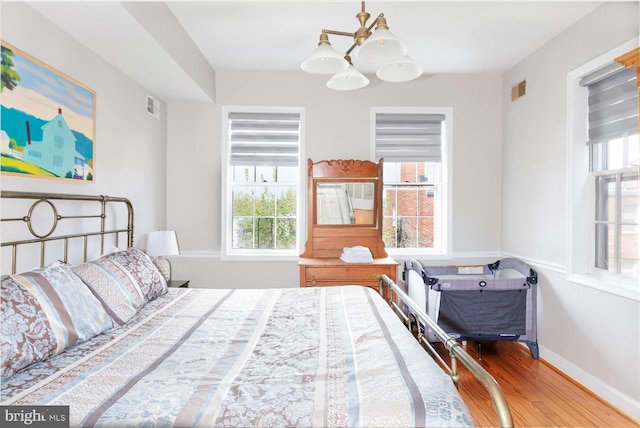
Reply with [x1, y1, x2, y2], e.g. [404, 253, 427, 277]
[299, 159, 397, 295]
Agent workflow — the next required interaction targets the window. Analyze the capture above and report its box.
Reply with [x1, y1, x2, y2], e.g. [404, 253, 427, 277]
[372, 108, 451, 256]
[568, 41, 639, 297]
[221, 109, 303, 259]
[584, 66, 639, 279]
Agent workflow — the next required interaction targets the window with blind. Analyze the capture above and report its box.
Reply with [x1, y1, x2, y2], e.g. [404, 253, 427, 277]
[580, 63, 639, 279]
[372, 108, 451, 254]
[222, 109, 303, 257]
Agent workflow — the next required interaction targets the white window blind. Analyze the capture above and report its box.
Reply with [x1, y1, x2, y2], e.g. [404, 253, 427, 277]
[375, 113, 445, 162]
[229, 112, 300, 166]
[580, 66, 638, 146]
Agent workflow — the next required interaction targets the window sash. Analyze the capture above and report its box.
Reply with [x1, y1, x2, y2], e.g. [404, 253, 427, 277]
[382, 161, 441, 251]
[593, 171, 638, 276]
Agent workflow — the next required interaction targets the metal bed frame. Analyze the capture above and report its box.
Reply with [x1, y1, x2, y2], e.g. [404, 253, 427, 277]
[1, 191, 512, 427]
[1, 191, 133, 274]
[379, 274, 514, 428]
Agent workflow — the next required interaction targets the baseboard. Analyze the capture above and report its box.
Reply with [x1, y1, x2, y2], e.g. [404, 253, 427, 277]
[538, 344, 640, 422]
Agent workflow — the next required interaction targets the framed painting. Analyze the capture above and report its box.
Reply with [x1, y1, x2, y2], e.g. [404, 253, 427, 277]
[1, 41, 96, 182]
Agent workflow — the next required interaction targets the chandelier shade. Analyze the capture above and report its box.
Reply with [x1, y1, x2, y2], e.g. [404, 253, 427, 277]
[301, 1, 420, 90]
[301, 35, 349, 74]
[356, 27, 407, 64]
[376, 56, 423, 82]
[326, 61, 370, 90]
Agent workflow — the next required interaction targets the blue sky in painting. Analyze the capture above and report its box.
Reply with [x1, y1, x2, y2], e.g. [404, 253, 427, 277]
[12, 48, 93, 119]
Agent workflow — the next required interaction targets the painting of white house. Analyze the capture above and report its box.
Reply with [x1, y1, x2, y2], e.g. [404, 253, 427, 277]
[1, 41, 95, 181]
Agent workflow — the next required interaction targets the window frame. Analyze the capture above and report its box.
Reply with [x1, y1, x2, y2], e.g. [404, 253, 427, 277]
[567, 38, 639, 301]
[370, 106, 453, 259]
[220, 106, 305, 261]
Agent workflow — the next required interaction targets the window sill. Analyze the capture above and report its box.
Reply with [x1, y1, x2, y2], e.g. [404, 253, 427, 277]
[221, 253, 300, 262]
[567, 273, 640, 302]
[386, 249, 452, 261]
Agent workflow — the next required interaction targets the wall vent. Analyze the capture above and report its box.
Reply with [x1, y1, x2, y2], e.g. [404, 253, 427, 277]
[146, 95, 160, 119]
[511, 80, 526, 102]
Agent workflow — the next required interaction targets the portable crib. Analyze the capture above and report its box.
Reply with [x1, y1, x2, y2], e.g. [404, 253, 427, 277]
[403, 258, 539, 359]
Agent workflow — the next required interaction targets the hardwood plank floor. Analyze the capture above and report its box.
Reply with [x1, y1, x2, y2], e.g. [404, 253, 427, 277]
[434, 340, 637, 427]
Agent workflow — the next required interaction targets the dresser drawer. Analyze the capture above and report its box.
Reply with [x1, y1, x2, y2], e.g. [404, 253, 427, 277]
[304, 265, 392, 286]
[299, 258, 398, 300]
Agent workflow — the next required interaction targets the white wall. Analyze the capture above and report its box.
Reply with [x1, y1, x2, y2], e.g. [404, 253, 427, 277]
[0, 3, 167, 251]
[501, 2, 639, 419]
[166, 71, 503, 288]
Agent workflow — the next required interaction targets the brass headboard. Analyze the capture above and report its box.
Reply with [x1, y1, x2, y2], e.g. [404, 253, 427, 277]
[1, 191, 133, 274]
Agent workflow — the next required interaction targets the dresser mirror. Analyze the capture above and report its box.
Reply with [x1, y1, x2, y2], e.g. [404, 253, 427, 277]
[301, 158, 387, 259]
[315, 182, 375, 225]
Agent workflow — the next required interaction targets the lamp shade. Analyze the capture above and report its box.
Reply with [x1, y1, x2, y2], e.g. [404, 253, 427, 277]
[146, 230, 179, 257]
[376, 56, 423, 82]
[356, 27, 407, 64]
[326, 64, 370, 90]
[301, 43, 349, 74]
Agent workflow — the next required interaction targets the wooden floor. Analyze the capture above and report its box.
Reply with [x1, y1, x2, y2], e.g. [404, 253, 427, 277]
[434, 340, 637, 427]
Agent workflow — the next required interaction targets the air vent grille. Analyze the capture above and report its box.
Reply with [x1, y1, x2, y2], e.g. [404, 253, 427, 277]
[147, 95, 160, 119]
[511, 80, 526, 102]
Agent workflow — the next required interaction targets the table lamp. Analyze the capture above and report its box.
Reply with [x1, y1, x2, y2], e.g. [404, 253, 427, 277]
[146, 230, 179, 282]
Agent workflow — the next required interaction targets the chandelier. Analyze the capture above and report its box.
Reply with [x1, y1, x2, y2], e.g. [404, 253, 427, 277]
[301, 1, 422, 90]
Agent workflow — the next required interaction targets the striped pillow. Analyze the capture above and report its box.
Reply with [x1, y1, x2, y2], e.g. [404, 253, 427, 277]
[72, 247, 167, 327]
[1, 261, 113, 380]
[104, 247, 168, 303]
[72, 256, 146, 327]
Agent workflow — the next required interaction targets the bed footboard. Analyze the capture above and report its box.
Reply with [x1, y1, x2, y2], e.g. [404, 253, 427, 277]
[379, 274, 514, 428]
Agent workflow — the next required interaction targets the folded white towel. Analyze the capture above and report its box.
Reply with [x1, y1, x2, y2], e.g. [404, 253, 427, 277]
[342, 246, 372, 254]
[340, 256, 374, 263]
[340, 252, 374, 264]
[340, 245, 374, 263]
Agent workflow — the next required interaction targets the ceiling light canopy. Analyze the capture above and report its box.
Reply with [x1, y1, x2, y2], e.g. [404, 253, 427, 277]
[301, 1, 422, 90]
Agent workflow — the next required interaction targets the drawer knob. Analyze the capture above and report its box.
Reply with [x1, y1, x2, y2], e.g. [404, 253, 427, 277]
[311, 275, 317, 286]
[372, 273, 381, 279]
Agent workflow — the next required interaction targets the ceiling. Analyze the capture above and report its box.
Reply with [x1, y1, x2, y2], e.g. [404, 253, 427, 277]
[26, 1, 608, 102]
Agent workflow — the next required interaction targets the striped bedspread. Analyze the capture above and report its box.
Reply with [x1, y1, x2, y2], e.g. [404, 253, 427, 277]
[2, 286, 473, 427]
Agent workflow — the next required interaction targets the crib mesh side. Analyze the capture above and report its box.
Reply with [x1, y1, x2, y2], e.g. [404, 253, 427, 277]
[437, 289, 528, 336]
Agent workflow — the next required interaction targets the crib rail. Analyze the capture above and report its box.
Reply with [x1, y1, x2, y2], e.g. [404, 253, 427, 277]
[379, 274, 514, 428]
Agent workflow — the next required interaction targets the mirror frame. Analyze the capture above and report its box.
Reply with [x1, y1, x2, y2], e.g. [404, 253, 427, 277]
[301, 158, 387, 259]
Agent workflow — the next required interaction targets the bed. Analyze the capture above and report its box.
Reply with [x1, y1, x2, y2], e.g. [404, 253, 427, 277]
[1, 191, 513, 427]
